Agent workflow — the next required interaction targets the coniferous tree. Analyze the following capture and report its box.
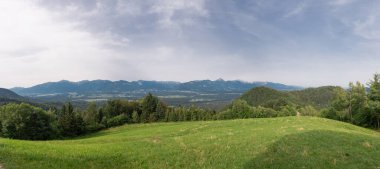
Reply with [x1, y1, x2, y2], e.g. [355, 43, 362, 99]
[156, 101, 166, 120]
[132, 111, 140, 123]
[58, 102, 85, 137]
[368, 74, 380, 101]
[83, 102, 98, 125]
[347, 82, 368, 123]
[367, 74, 380, 128]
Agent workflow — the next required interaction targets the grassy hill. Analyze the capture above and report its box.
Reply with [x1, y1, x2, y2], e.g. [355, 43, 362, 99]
[240, 86, 344, 109]
[1, 117, 380, 168]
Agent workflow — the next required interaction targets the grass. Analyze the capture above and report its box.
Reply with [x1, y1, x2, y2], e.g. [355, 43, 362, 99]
[1, 116, 380, 169]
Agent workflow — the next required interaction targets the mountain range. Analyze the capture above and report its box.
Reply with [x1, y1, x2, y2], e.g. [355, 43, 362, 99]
[8, 79, 301, 109]
[11, 79, 301, 96]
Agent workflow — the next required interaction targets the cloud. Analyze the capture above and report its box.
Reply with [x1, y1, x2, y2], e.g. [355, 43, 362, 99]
[353, 15, 380, 40]
[149, 0, 208, 29]
[2, 0, 380, 88]
[0, 0, 116, 87]
[283, 1, 307, 18]
[329, 0, 356, 6]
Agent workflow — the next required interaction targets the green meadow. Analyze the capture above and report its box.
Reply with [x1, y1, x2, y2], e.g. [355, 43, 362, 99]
[1, 116, 380, 169]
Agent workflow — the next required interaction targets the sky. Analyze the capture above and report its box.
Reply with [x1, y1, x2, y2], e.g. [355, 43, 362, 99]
[1, 0, 380, 88]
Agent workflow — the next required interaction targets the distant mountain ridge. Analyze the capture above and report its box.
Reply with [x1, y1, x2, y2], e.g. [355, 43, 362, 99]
[10, 80, 301, 109]
[11, 79, 301, 96]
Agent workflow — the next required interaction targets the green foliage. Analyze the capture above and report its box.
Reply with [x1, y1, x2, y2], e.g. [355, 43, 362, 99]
[321, 87, 350, 121]
[262, 98, 294, 111]
[230, 100, 252, 118]
[141, 93, 158, 114]
[0, 103, 54, 140]
[218, 100, 282, 119]
[240, 86, 345, 109]
[106, 114, 128, 128]
[278, 105, 297, 117]
[103, 100, 137, 118]
[156, 101, 166, 120]
[238, 75, 380, 130]
[292, 86, 345, 109]
[320, 74, 380, 129]
[298, 105, 319, 116]
[140, 93, 167, 122]
[368, 73, 380, 101]
[240, 87, 294, 107]
[132, 111, 140, 123]
[140, 111, 149, 123]
[83, 102, 99, 125]
[57, 102, 86, 137]
[163, 106, 215, 122]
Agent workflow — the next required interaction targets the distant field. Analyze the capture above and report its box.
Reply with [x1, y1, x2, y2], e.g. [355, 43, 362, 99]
[1, 117, 380, 169]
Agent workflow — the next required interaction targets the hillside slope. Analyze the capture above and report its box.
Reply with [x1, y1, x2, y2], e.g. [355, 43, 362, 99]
[0, 117, 380, 168]
[0, 88, 26, 104]
[240, 86, 344, 109]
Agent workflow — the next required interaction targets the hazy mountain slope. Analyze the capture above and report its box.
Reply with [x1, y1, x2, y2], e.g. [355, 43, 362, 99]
[0, 88, 26, 104]
[0, 88, 24, 100]
[11, 80, 180, 95]
[178, 80, 299, 92]
[10, 80, 301, 109]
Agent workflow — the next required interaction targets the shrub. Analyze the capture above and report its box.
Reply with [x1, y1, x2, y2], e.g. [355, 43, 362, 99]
[0, 103, 54, 140]
[107, 114, 128, 127]
[298, 106, 320, 116]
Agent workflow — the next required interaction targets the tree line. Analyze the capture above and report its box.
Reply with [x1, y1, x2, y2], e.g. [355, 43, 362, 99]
[222, 74, 380, 129]
[0, 91, 302, 140]
[321, 74, 380, 128]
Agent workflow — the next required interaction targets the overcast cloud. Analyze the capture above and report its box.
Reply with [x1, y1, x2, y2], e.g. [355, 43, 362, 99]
[1, 0, 380, 88]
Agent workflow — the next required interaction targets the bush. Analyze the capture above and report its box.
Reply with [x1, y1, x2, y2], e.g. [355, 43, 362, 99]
[253, 106, 278, 118]
[0, 103, 55, 140]
[277, 105, 297, 117]
[106, 114, 128, 127]
[298, 106, 320, 116]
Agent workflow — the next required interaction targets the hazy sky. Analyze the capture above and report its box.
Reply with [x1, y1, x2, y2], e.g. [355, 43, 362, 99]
[1, 0, 380, 88]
